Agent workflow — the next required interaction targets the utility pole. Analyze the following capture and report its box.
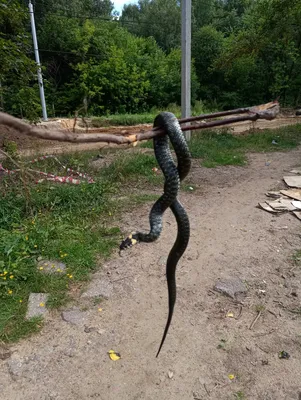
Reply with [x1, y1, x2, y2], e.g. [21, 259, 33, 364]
[181, 0, 191, 141]
[29, 0, 48, 121]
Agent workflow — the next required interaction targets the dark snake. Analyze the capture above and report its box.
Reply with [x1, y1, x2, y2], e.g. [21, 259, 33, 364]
[120, 112, 191, 357]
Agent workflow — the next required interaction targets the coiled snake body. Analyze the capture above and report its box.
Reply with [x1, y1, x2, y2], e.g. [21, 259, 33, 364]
[120, 112, 191, 356]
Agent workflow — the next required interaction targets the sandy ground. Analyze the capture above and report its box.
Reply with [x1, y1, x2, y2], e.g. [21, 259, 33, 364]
[1, 148, 301, 400]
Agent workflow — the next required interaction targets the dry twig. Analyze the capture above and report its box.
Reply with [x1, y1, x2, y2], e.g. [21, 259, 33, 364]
[0, 148, 36, 181]
[204, 383, 210, 397]
[267, 309, 277, 318]
[236, 305, 243, 320]
[249, 310, 262, 330]
[256, 343, 269, 354]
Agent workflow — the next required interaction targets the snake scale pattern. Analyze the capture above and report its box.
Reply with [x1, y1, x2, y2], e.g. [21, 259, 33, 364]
[120, 112, 191, 357]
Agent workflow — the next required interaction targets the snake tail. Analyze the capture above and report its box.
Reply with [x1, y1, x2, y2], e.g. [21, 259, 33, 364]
[156, 199, 190, 357]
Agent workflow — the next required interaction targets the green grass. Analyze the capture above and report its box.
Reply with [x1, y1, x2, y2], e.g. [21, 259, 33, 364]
[141, 124, 301, 168]
[129, 193, 159, 204]
[92, 113, 156, 127]
[101, 151, 163, 186]
[234, 391, 246, 399]
[0, 150, 161, 342]
[91, 101, 211, 127]
[292, 249, 301, 265]
[189, 124, 301, 167]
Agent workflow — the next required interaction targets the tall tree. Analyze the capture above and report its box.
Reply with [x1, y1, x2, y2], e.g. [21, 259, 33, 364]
[0, 0, 40, 119]
[214, 0, 301, 106]
[120, 0, 181, 52]
[192, 25, 224, 103]
[192, 0, 216, 31]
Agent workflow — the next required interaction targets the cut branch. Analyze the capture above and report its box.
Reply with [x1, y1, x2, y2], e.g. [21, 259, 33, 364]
[0, 101, 280, 145]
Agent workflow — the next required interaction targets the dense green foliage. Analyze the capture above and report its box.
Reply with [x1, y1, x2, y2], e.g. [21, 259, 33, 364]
[1, 0, 301, 119]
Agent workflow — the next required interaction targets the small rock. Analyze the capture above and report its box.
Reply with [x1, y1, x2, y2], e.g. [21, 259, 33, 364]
[0, 348, 11, 360]
[81, 277, 113, 299]
[61, 309, 89, 327]
[168, 370, 174, 379]
[25, 293, 49, 320]
[7, 357, 24, 378]
[37, 259, 66, 275]
[214, 278, 247, 299]
[158, 256, 168, 266]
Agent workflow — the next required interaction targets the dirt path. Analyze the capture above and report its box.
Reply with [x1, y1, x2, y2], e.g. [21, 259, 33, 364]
[1, 149, 301, 400]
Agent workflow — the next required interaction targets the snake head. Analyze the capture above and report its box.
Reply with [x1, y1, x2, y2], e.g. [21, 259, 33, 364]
[119, 234, 138, 252]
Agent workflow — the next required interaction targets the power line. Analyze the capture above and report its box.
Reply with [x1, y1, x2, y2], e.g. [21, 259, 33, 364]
[34, 48, 164, 62]
[6, 1, 218, 27]
[33, 48, 112, 58]
[6, 8, 158, 27]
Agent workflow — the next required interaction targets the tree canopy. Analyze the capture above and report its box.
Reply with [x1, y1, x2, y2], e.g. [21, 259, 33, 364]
[1, 0, 300, 119]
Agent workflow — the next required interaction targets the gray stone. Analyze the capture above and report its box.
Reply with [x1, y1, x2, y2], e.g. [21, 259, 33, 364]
[61, 309, 89, 327]
[81, 277, 112, 299]
[37, 259, 66, 274]
[25, 293, 49, 320]
[158, 256, 168, 266]
[214, 278, 247, 299]
[7, 357, 24, 378]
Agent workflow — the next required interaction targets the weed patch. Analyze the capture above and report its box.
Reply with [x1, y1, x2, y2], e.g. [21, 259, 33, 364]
[101, 152, 162, 186]
[0, 149, 161, 342]
[189, 124, 301, 167]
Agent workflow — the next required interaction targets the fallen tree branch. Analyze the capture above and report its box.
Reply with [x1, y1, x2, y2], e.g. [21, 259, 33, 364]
[179, 103, 273, 123]
[0, 101, 279, 145]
